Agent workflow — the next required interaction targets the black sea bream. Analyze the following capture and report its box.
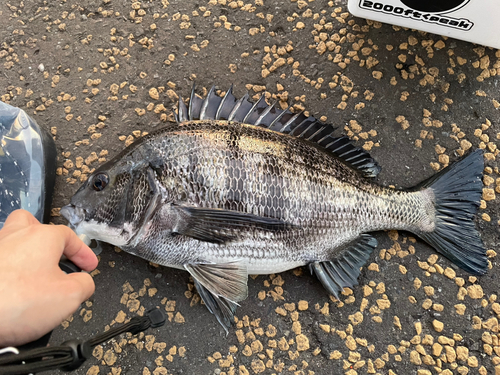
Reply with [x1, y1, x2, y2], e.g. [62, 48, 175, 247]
[61, 85, 488, 331]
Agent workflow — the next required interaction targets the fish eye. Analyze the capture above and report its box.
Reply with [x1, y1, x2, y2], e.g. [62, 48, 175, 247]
[92, 173, 109, 191]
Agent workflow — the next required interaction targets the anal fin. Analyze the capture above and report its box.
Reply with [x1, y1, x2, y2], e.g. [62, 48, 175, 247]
[310, 234, 377, 300]
[185, 261, 248, 332]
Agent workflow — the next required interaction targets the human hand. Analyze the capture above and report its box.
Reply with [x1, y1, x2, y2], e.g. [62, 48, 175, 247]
[0, 209, 98, 347]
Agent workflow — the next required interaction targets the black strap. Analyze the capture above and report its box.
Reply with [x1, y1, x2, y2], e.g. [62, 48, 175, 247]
[16, 331, 52, 354]
[0, 308, 166, 375]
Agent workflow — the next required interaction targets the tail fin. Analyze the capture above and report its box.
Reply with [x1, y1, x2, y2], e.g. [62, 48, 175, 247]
[416, 149, 488, 275]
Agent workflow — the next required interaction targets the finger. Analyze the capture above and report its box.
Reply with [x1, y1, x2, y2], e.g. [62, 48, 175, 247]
[66, 272, 96, 302]
[51, 225, 99, 271]
[1, 209, 40, 234]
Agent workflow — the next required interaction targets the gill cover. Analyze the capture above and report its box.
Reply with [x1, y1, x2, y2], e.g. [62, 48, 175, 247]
[64, 160, 162, 246]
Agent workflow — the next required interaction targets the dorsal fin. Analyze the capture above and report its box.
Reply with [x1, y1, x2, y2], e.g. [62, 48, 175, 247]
[177, 85, 381, 178]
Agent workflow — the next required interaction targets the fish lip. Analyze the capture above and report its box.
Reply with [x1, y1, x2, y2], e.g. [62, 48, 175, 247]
[60, 204, 86, 228]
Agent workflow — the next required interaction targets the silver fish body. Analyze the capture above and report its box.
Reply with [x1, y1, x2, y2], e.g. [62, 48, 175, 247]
[77, 121, 431, 271]
[62, 86, 487, 331]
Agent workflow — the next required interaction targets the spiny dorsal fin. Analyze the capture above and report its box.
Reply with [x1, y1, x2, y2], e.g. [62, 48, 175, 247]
[177, 84, 381, 178]
[200, 85, 221, 120]
[175, 95, 188, 123]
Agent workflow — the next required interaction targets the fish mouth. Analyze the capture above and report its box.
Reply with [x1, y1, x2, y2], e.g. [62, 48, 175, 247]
[60, 204, 86, 228]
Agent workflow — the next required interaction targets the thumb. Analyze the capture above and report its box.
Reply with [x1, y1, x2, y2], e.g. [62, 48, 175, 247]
[65, 272, 96, 303]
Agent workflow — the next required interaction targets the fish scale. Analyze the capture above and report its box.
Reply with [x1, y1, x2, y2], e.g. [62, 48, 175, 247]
[106, 120, 430, 268]
[62, 85, 487, 332]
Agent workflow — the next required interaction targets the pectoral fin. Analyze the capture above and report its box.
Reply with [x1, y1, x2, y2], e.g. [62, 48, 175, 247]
[174, 205, 294, 244]
[185, 261, 248, 332]
[310, 234, 377, 300]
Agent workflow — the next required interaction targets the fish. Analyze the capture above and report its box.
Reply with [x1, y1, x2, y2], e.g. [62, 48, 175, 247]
[61, 85, 488, 331]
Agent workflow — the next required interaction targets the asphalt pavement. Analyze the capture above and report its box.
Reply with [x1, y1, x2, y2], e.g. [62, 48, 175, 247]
[0, 0, 499, 374]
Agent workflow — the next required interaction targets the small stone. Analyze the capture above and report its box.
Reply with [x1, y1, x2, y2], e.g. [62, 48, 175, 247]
[250, 359, 266, 373]
[433, 343, 443, 356]
[468, 356, 479, 367]
[467, 284, 484, 299]
[345, 336, 357, 351]
[457, 286, 467, 301]
[433, 320, 444, 332]
[434, 145, 446, 155]
[445, 345, 456, 363]
[491, 302, 500, 315]
[265, 324, 277, 337]
[165, 300, 176, 312]
[115, 310, 126, 323]
[424, 286, 435, 296]
[482, 317, 498, 331]
[86, 365, 100, 375]
[439, 154, 449, 165]
[242, 345, 252, 356]
[152, 367, 167, 375]
[456, 346, 469, 361]
[374, 357, 385, 368]
[296, 334, 309, 351]
[251, 340, 263, 353]
[319, 324, 331, 333]
[460, 139, 472, 151]
[127, 299, 140, 312]
[482, 188, 495, 201]
[93, 345, 103, 360]
[174, 312, 185, 323]
[433, 303, 444, 312]
[298, 301, 308, 310]
[179, 346, 186, 357]
[454, 303, 464, 315]
[435, 40, 445, 49]
[368, 263, 380, 272]
[103, 349, 117, 366]
[278, 337, 289, 351]
[349, 311, 363, 325]
[275, 307, 287, 316]
[394, 316, 402, 330]
[472, 316, 482, 329]
[415, 322, 422, 335]
[430, 162, 440, 171]
[422, 299, 433, 309]
[329, 350, 342, 360]
[348, 351, 361, 363]
[444, 267, 456, 279]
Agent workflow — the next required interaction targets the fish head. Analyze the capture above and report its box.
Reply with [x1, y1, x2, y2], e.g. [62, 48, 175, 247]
[61, 156, 158, 247]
